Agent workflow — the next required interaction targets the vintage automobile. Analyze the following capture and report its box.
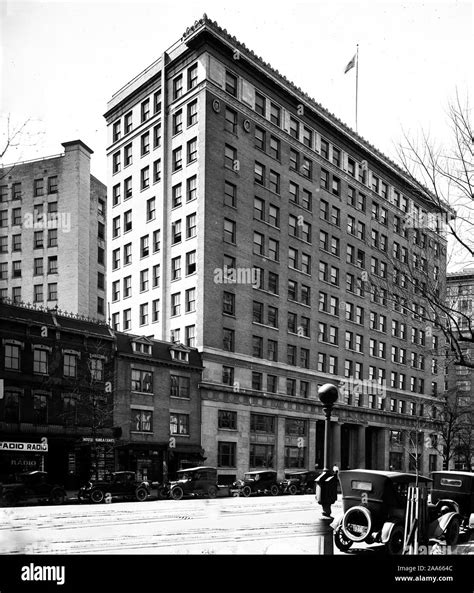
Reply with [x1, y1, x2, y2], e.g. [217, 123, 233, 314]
[0, 471, 66, 506]
[233, 470, 280, 497]
[169, 466, 219, 500]
[78, 471, 150, 503]
[333, 470, 462, 554]
[430, 471, 474, 531]
[280, 470, 320, 495]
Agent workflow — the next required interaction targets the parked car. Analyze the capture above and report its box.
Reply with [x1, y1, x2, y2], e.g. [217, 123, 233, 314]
[233, 470, 279, 497]
[169, 466, 219, 500]
[333, 469, 462, 554]
[0, 471, 66, 506]
[78, 471, 150, 504]
[431, 471, 474, 531]
[280, 470, 320, 495]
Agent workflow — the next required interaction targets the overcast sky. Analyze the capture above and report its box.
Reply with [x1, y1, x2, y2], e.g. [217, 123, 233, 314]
[1, 0, 472, 183]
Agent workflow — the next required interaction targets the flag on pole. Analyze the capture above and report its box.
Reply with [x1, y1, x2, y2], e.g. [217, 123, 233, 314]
[344, 54, 356, 74]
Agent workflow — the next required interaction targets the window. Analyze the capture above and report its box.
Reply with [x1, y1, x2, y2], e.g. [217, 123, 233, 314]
[170, 375, 190, 398]
[250, 413, 275, 433]
[172, 147, 182, 172]
[253, 335, 263, 358]
[170, 413, 190, 436]
[63, 353, 77, 378]
[5, 343, 21, 370]
[225, 107, 237, 133]
[255, 162, 265, 185]
[255, 126, 265, 150]
[147, 197, 156, 221]
[172, 184, 182, 208]
[141, 98, 150, 122]
[90, 357, 104, 381]
[225, 70, 237, 96]
[33, 348, 48, 374]
[186, 250, 196, 275]
[250, 444, 274, 468]
[185, 288, 196, 313]
[172, 110, 183, 135]
[113, 152, 121, 174]
[270, 102, 281, 126]
[141, 166, 150, 190]
[48, 256, 57, 274]
[224, 218, 236, 244]
[3, 391, 20, 422]
[34, 178, 44, 196]
[33, 285, 43, 303]
[187, 100, 197, 127]
[171, 220, 182, 244]
[12, 234, 21, 252]
[255, 91, 266, 116]
[11, 208, 21, 226]
[141, 132, 150, 156]
[124, 143, 132, 167]
[140, 269, 149, 291]
[153, 124, 161, 149]
[217, 442, 236, 468]
[0, 210, 7, 227]
[223, 328, 235, 352]
[131, 410, 153, 432]
[121, 243, 131, 266]
[171, 292, 181, 316]
[124, 210, 132, 233]
[269, 136, 280, 160]
[218, 410, 237, 429]
[289, 116, 299, 139]
[185, 137, 197, 163]
[187, 63, 198, 89]
[123, 309, 131, 331]
[252, 372, 263, 391]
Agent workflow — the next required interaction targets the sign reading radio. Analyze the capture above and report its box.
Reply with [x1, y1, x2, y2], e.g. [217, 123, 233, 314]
[0, 437, 48, 452]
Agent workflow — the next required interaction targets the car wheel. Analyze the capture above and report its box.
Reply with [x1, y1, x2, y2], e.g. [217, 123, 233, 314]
[270, 484, 280, 496]
[171, 486, 184, 500]
[50, 489, 65, 505]
[90, 489, 105, 504]
[386, 524, 404, 555]
[241, 486, 252, 497]
[288, 484, 298, 496]
[444, 516, 461, 546]
[3, 491, 16, 506]
[157, 486, 168, 500]
[334, 525, 353, 552]
[207, 486, 218, 499]
[135, 487, 148, 502]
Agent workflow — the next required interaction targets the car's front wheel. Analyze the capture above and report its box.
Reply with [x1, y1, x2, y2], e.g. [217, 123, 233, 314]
[50, 488, 65, 505]
[288, 484, 298, 495]
[334, 525, 353, 552]
[207, 486, 218, 499]
[90, 489, 105, 504]
[157, 486, 169, 500]
[241, 485, 252, 497]
[135, 487, 148, 502]
[171, 486, 184, 500]
[386, 524, 404, 555]
[270, 484, 280, 496]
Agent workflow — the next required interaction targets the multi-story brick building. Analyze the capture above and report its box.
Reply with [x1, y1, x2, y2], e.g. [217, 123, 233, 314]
[0, 300, 116, 488]
[446, 268, 474, 470]
[114, 333, 204, 482]
[104, 16, 448, 480]
[0, 300, 204, 486]
[0, 140, 107, 319]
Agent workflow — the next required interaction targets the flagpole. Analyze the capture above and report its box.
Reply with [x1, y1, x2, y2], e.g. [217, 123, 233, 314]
[355, 44, 359, 133]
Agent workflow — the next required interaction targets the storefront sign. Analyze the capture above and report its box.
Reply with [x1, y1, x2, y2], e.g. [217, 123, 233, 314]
[0, 440, 48, 452]
[82, 437, 115, 444]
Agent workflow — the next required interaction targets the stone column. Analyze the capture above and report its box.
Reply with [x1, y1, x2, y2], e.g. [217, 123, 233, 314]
[357, 425, 366, 468]
[276, 416, 286, 479]
[308, 419, 317, 469]
[377, 428, 390, 470]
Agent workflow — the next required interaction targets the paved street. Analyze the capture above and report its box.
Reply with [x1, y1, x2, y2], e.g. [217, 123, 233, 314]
[1, 494, 473, 556]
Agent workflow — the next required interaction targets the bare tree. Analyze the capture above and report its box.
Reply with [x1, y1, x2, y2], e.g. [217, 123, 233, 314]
[0, 114, 45, 179]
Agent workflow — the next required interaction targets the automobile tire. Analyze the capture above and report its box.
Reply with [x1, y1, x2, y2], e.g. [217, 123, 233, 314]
[386, 524, 404, 555]
[288, 484, 298, 496]
[270, 485, 280, 496]
[444, 516, 461, 546]
[334, 525, 353, 552]
[207, 486, 218, 499]
[171, 486, 184, 500]
[90, 489, 105, 504]
[157, 486, 168, 500]
[241, 486, 252, 497]
[50, 488, 65, 505]
[3, 491, 16, 506]
[135, 487, 148, 502]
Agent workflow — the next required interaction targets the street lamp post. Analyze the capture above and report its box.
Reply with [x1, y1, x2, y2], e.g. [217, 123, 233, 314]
[314, 383, 339, 554]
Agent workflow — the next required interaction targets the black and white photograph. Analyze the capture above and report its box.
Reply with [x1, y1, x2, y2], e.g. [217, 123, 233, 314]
[0, 0, 473, 591]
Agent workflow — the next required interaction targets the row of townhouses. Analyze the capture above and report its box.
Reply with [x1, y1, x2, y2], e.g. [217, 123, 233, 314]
[0, 15, 471, 484]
